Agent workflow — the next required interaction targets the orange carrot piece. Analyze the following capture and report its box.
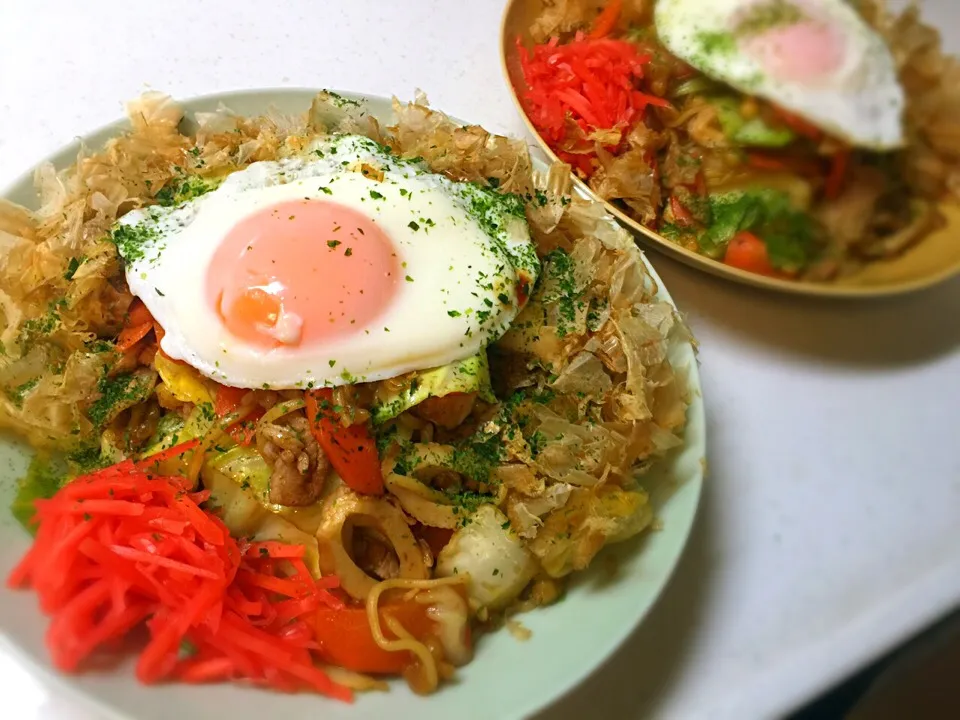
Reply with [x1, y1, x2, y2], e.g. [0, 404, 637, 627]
[825, 149, 849, 200]
[589, 0, 623, 38]
[116, 322, 154, 353]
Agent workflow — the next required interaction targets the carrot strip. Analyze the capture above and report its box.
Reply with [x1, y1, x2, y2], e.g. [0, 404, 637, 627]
[170, 496, 223, 547]
[517, 31, 663, 183]
[588, 0, 622, 39]
[107, 546, 220, 580]
[125, 299, 153, 327]
[237, 570, 307, 598]
[176, 656, 235, 683]
[7, 461, 351, 701]
[116, 322, 154, 353]
[39, 499, 145, 518]
[136, 439, 200, 468]
[825, 149, 849, 200]
[214, 385, 249, 417]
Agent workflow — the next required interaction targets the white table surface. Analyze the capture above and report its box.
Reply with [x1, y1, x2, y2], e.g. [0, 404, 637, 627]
[2, 1, 960, 718]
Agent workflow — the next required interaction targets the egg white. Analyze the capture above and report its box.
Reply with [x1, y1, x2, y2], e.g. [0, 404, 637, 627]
[115, 135, 539, 389]
[655, 0, 905, 149]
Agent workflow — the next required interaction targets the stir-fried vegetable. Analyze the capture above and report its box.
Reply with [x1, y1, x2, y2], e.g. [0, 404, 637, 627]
[305, 389, 383, 496]
[115, 299, 156, 353]
[313, 588, 470, 675]
[723, 231, 778, 276]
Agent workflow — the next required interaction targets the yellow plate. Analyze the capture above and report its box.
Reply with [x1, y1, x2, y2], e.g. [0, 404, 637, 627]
[500, 0, 960, 298]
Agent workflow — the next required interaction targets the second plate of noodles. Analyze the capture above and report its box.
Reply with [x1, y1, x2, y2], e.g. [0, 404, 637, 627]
[501, 0, 960, 297]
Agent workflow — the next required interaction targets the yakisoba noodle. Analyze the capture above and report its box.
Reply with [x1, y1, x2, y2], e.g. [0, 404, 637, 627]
[366, 577, 471, 694]
[1, 91, 691, 695]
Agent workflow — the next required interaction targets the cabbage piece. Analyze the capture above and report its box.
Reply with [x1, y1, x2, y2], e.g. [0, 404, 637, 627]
[205, 445, 335, 537]
[436, 505, 538, 610]
[206, 445, 272, 503]
[528, 486, 652, 578]
[369, 353, 495, 425]
[86, 368, 157, 429]
[139, 403, 214, 476]
[153, 351, 215, 406]
[202, 466, 321, 577]
[699, 190, 822, 269]
[506, 482, 575, 540]
[711, 97, 796, 147]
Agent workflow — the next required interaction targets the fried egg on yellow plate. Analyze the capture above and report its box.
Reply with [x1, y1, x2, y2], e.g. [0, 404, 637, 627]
[655, 0, 905, 149]
[114, 135, 539, 389]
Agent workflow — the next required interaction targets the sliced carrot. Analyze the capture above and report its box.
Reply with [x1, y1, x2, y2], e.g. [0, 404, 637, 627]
[825, 148, 849, 200]
[115, 299, 157, 353]
[135, 439, 200, 469]
[305, 389, 384, 496]
[116, 322, 154, 353]
[669, 195, 697, 227]
[771, 106, 822, 141]
[237, 570, 308, 598]
[746, 152, 793, 172]
[313, 591, 470, 675]
[214, 385, 249, 417]
[723, 231, 778, 276]
[589, 0, 623, 39]
[125, 299, 153, 327]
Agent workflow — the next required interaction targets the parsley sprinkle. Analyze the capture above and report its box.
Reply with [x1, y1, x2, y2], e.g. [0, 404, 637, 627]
[344, 248, 353, 257]
[327, 240, 341, 249]
[64, 256, 84, 280]
[447, 310, 462, 317]
[318, 186, 333, 195]
[408, 221, 420, 231]
[369, 190, 385, 200]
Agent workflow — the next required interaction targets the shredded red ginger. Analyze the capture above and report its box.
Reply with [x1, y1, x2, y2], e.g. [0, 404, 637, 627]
[517, 31, 669, 176]
[7, 461, 352, 702]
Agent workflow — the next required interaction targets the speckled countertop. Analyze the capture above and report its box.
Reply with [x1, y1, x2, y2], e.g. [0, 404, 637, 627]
[2, 1, 960, 718]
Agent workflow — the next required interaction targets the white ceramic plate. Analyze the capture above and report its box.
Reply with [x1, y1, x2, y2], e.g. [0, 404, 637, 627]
[0, 89, 705, 720]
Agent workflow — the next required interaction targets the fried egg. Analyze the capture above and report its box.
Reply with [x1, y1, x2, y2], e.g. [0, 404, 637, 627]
[655, 0, 905, 149]
[114, 135, 539, 389]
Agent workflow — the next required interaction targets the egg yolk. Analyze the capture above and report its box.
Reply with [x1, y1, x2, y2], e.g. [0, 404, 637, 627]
[207, 199, 400, 349]
[740, 14, 846, 85]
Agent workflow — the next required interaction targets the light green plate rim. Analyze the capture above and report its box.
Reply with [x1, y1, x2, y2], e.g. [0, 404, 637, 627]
[0, 89, 706, 720]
